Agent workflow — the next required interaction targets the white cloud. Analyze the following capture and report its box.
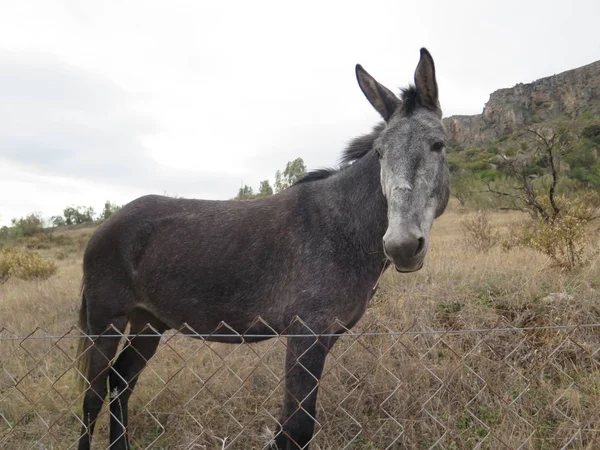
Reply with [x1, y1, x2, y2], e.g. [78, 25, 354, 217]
[0, 0, 599, 224]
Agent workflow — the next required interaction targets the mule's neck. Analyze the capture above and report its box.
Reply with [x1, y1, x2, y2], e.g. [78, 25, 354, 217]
[316, 149, 388, 268]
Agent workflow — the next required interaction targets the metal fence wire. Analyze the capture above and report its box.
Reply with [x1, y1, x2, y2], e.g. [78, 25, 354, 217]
[1, 320, 600, 449]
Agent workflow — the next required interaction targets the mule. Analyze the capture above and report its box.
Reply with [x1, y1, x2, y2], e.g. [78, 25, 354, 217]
[75, 47, 450, 450]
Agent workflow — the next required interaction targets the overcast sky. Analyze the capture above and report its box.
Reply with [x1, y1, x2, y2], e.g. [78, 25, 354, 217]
[1, 0, 599, 225]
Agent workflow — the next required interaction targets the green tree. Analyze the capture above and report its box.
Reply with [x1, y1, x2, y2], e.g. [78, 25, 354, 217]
[256, 180, 273, 198]
[80, 206, 95, 223]
[63, 206, 95, 225]
[63, 207, 77, 225]
[275, 157, 306, 193]
[50, 216, 65, 227]
[235, 184, 255, 200]
[101, 201, 121, 221]
[10, 213, 44, 237]
[232, 157, 307, 198]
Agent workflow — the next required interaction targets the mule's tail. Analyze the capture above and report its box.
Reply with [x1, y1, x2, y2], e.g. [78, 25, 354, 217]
[75, 283, 91, 394]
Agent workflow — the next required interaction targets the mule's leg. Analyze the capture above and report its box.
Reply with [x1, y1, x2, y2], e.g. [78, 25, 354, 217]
[274, 335, 338, 450]
[108, 312, 167, 450]
[78, 316, 128, 450]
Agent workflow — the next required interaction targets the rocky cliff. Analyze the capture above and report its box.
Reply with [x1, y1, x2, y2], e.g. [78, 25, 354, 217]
[444, 60, 600, 146]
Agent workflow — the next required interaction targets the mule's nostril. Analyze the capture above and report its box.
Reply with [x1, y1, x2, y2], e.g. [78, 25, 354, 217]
[415, 237, 425, 256]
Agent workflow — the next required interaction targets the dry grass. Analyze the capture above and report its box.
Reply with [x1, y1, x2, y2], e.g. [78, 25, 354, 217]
[1, 204, 599, 449]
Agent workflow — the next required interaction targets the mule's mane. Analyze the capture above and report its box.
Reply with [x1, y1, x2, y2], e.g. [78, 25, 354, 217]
[294, 123, 383, 185]
[340, 122, 385, 165]
[398, 86, 420, 116]
[295, 87, 419, 186]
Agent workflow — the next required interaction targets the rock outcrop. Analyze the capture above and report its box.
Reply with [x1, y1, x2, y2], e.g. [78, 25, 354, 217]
[444, 60, 600, 146]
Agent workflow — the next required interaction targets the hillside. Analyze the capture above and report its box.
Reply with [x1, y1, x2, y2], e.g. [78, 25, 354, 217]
[444, 60, 600, 146]
[443, 59, 600, 202]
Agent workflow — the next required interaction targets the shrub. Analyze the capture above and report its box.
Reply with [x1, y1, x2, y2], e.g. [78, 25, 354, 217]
[55, 248, 72, 260]
[582, 123, 600, 140]
[0, 226, 9, 244]
[461, 211, 498, 252]
[486, 144, 499, 154]
[0, 248, 58, 283]
[11, 213, 45, 237]
[24, 235, 52, 250]
[466, 160, 491, 172]
[477, 170, 498, 181]
[76, 234, 91, 251]
[518, 195, 598, 270]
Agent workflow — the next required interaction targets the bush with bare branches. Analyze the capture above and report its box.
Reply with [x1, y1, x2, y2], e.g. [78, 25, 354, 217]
[461, 211, 498, 252]
[518, 195, 599, 270]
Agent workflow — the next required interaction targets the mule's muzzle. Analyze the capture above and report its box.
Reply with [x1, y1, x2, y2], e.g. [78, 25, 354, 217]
[383, 234, 426, 273]
[395, 261, 424, 273]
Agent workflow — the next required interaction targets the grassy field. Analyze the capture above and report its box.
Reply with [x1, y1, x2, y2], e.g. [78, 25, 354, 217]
[1, 203, 599, 449]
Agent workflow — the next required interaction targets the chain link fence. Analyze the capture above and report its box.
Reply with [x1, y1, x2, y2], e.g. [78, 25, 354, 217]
[1, 320, 600, 449]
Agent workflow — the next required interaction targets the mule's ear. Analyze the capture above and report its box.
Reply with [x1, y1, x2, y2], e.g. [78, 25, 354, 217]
[356, 64, 401, 121]
[414, 48, 440, 112]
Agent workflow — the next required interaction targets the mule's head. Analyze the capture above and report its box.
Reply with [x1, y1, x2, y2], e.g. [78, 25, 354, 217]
[356, 48, 450, 272]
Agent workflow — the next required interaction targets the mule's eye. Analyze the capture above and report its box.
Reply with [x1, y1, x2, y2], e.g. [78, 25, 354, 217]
[431, 141, 445, 152]
[374, 147, 383, 159]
